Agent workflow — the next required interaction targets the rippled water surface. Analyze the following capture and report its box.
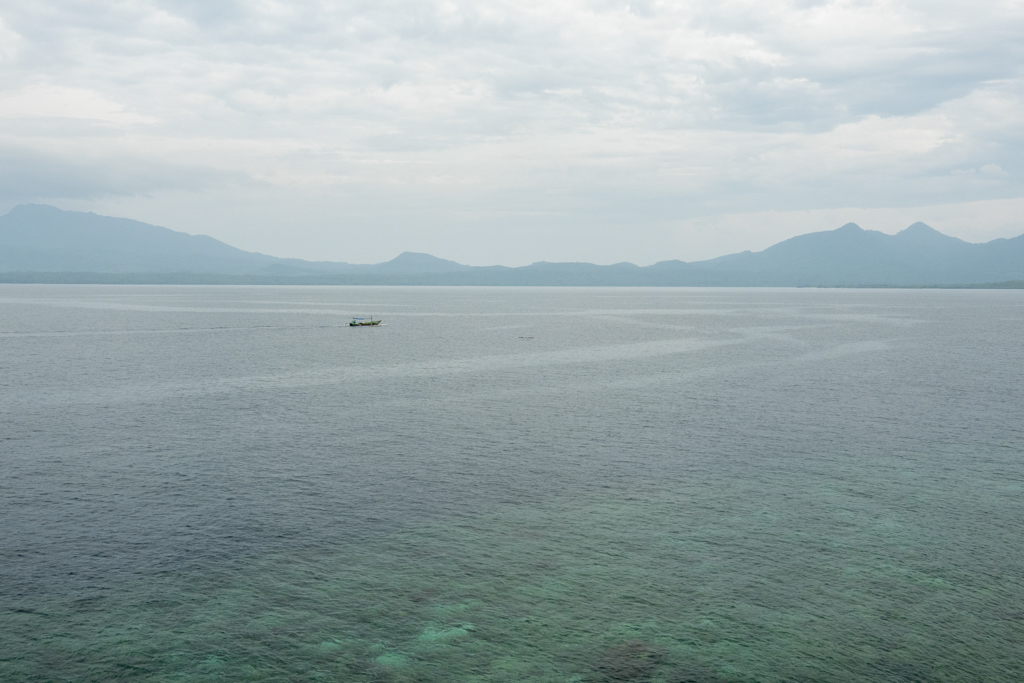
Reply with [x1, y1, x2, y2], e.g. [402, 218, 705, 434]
[2, 285, 1023, 682]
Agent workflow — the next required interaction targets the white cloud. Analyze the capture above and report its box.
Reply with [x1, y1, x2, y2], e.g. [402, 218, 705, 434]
[0, 0, 1021, 263]
[0, 85, 159, 124]
[0, 17, 21, 63]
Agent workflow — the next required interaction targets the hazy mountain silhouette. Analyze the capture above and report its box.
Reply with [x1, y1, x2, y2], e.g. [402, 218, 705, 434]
[369, 252, 470, 274]
[661, 222, 1024, 286]
[0, 205, 461, 276]
[0, 204, 282, 274]
[2, 204, 1023, 286]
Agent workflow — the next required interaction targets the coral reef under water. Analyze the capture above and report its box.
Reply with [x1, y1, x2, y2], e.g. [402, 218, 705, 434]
[4, 489, 1023, 682]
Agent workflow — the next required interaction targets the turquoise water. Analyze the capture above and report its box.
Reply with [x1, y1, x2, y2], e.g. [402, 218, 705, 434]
[2, 286, 1022, 681]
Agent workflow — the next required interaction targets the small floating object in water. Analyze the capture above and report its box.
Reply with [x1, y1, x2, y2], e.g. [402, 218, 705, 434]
[350, 317, 382, 327]
[519, 336, 534, 339]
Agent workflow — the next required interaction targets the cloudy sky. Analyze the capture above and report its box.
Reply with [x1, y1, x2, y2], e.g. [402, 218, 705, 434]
[1, 0, 1022, 265]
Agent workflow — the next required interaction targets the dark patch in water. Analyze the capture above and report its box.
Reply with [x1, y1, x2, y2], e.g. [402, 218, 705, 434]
[409, 589, 438, 603]
[70, 596, 107, 612]
[867, 659, 938, 682]
[10, 608, 46, 616]
[659, 662, 728, 683]
[592, 640, 665, 682]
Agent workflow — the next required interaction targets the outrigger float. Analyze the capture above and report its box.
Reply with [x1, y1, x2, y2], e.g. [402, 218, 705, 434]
[349, 317, 382, 327]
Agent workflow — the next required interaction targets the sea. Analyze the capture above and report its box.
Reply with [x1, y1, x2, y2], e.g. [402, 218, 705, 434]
[1, 285, 1022, 682]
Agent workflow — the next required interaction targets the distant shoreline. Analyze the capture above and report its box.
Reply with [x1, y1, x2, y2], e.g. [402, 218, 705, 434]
[2, 272, 1022, 289]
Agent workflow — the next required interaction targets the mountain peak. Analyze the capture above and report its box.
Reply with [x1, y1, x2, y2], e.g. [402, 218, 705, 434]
[9, 203, 68, 217]
[899, 222, 939, 235]
[895, 222, 964, 244]
[374, 251, 469, 273]
[389, 251, 446, 262]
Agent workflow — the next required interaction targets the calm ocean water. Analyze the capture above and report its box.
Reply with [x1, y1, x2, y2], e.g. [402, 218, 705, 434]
[1, 285, 1022, 682]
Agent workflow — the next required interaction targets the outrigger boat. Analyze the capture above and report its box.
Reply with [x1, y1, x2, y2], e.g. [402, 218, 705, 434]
[349, 317, 382, 327]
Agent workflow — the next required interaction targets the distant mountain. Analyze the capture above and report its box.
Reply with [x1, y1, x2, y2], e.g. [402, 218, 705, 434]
[0, 205, 466, 277]
[0, 204, 282, 274]
[668, 222, 1024, 286]
[2, 204, 1023, 286]
[368, 252, 470, 274]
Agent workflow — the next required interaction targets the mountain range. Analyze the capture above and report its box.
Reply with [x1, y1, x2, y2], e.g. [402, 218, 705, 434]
[1, 203, 1023, 287]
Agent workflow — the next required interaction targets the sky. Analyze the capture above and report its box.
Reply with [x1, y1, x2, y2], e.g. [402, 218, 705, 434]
[0, 0, 1022, 266]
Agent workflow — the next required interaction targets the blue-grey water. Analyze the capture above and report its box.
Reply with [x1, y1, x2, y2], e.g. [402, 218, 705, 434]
[2, 285, 1022, 682]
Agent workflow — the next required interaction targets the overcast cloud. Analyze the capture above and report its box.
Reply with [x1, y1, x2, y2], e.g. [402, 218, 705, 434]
[1, 0, 1022, 264]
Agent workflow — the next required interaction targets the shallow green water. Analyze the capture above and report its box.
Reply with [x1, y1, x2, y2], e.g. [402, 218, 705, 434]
[2, 286, 1023, 681]
[9, 484, 1024, 682]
